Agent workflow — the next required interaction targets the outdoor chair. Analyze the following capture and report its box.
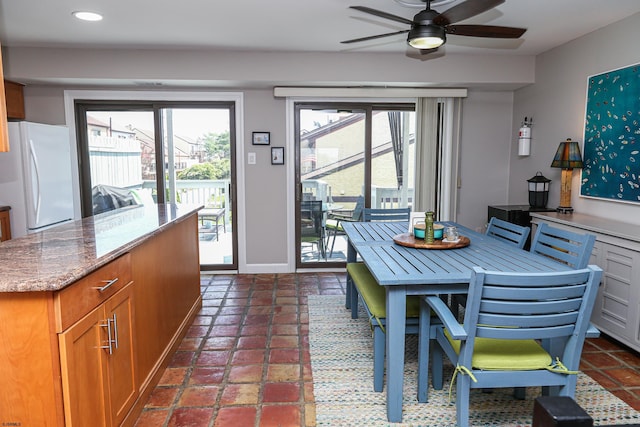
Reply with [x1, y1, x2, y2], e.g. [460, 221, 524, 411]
[529, 221, 600, 348]
[529, 222, 596, 270]
[485, 217, 530, 249]
[325, 196, 364, 257]
[300, 200, 325, 260]
[452, 217, 530, 314]
[419, 265, 603, 427]
[362, 207, 411, 222]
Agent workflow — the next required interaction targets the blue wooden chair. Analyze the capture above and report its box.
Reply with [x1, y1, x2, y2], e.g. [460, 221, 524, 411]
[362, 207, 411, 222]
[529, 222, 600, 354]
[529, 222, 596, 269]
[485, 217, 530, 249]
[420, 265, 603, 427]
[452, 218, 531, 314]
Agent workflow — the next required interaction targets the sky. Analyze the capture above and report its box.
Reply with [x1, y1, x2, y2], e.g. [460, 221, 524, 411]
[89, 108, 231, 141]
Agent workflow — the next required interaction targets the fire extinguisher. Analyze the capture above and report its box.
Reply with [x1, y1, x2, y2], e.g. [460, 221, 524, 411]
[518, 117, 532, 156]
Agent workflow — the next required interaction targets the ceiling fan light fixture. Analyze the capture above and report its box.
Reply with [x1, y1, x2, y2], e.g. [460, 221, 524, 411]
[408, 25, 445, 49]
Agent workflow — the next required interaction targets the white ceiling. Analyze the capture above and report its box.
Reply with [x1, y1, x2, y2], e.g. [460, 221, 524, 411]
[1, 0, 640, 57]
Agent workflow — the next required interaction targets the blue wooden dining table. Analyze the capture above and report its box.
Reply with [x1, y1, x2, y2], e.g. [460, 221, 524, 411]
[341, 221, 573, 423]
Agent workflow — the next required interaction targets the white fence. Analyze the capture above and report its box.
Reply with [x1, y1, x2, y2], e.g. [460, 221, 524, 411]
[141, 179, 231, 225]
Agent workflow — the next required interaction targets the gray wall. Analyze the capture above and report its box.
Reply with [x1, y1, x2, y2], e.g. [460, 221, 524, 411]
[3, 46, 533, 270]
[511, 12, 640, 225]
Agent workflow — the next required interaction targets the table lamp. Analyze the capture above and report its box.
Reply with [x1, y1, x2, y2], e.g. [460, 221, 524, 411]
[550, 138, 583, 213]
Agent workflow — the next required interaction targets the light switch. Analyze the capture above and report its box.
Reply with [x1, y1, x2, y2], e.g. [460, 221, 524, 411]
[248, 152, 256, 165]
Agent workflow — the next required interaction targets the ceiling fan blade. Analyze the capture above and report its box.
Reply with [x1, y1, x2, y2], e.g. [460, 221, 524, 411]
[445, 24, 526, 38]
[434, 0, 505, 26]
[349, 6, 413, 25]
[341, 30, 410, 44]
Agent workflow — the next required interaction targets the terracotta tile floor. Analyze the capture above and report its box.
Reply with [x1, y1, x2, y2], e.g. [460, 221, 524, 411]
[134, 272, 640, 427]
[134, 272, 345, 427]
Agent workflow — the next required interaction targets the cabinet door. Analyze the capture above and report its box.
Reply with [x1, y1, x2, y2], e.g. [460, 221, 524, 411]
[59, 282, 137, 427]
[59, 306, 110, 427]
[105, 284, 137, 426]
[591, 243, 640, 346]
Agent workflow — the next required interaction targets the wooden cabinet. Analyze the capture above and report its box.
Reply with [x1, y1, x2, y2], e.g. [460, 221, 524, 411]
[531, 212, 640, 352]
[59, 282, 136, 427]
[0, 207, 10, 241]
[0, 212, 201, 427]
[4, 80, 25, 119]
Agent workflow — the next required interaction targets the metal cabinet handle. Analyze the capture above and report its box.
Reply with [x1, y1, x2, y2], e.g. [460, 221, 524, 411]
[111, 313, 119, 350]
[100, 318, 113, 355]
[93, 277, 119, 292]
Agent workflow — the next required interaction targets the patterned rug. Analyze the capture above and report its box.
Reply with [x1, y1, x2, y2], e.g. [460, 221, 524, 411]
[308, 295, 640, 427]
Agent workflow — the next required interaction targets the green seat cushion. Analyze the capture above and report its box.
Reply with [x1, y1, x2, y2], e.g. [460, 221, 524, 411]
[445, 329, 552, 370]
[347, 263, 420, 318]
[325, 219, 343, 231]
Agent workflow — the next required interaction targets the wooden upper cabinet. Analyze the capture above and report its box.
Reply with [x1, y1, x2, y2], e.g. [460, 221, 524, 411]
[5, 80, 25, 120]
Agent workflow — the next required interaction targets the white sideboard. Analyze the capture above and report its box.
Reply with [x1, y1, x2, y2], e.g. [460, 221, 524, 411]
[530, 212, 640, 352]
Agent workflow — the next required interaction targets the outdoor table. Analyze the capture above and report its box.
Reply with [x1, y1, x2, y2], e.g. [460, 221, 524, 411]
[198, 207, 226, 240]
[342, 221, 572, 423]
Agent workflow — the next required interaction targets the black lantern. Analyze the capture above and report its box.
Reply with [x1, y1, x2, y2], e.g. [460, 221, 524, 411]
[527, 172, 551, 209]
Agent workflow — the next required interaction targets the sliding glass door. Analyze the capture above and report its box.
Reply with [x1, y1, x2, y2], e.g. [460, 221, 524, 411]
[294, 102, 415, 267]
[75, 102, 237, 270]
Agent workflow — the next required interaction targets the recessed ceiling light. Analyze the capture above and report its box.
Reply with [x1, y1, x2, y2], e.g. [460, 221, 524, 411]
[72, 11, 103, 21]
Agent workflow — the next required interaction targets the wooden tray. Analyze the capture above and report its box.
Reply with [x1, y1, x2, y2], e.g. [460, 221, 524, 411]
[393, 233, 470, 249]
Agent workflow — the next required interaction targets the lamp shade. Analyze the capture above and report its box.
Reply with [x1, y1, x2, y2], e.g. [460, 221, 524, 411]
[551, 138, 583, 169]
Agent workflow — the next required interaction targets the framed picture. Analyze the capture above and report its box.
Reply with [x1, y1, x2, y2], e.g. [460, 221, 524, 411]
[271, 147, 285, 165]
[581, 62, 640, 204]
[252, 131, 270, 145]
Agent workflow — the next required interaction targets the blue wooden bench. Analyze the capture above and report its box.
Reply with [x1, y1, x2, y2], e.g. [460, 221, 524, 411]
[346, 262, 422, 392]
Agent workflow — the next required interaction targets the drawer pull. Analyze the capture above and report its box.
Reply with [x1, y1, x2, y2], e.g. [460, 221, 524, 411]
[94, 278, 119, 292]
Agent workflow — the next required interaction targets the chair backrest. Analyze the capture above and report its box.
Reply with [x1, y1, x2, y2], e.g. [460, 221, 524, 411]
[530, 222, 596, 269]
[485, 217, 530, 249]
[363, 207, 411, 222]
[462, 265, 602, 366]
[300, 200, 323, 238]
[351, 197, 365, 221]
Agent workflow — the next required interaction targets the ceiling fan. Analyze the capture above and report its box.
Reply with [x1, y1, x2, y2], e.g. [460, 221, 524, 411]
[341, 0, 526, 54]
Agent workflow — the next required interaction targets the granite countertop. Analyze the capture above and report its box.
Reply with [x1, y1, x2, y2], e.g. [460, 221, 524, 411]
[0, 203, 202, 293]
[530, 211, 640, 244]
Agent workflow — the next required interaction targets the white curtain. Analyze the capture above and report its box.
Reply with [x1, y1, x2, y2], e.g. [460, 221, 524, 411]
[413, 97, 463, 221]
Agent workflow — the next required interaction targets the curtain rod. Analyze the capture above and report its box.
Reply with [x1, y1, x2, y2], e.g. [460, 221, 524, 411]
[273, 87, 467, 98]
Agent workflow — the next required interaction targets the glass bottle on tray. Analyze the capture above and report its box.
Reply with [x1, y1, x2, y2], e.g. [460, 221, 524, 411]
[425, 211, 434, 243]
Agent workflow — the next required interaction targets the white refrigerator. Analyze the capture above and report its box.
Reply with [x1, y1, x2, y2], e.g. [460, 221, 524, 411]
[0, 121, 75, 238]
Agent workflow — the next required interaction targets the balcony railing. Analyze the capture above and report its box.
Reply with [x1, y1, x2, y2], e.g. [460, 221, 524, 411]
[140, 179, 231, 225]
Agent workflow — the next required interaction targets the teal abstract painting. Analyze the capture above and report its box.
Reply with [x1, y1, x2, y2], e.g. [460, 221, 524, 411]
[581, 63, 640, 203]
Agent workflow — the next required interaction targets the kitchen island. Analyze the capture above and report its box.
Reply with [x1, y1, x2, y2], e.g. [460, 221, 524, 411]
[0, 203, 202, 427]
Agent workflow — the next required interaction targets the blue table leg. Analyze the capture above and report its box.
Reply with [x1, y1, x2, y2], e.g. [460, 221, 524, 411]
[386, 286, 406, 422]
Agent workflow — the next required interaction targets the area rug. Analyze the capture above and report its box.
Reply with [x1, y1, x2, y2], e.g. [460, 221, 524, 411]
[308, 295, 640, 427]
